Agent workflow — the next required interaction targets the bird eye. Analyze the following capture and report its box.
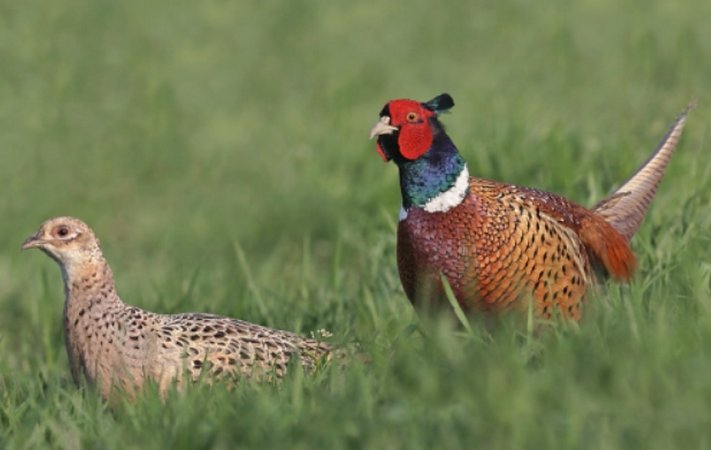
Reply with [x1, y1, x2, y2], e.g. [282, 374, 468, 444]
[406, 112, 418, 122]
[56, 226, 69, 237]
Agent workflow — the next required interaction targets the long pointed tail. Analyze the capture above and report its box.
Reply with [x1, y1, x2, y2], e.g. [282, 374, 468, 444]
[593, 104, 693, 241]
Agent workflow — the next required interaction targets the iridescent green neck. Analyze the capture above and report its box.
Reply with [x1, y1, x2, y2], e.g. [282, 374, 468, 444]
[397, 133, 468, 211]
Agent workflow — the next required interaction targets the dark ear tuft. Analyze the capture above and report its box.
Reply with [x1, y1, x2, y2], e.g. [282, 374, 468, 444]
[423, 93, 454, 114]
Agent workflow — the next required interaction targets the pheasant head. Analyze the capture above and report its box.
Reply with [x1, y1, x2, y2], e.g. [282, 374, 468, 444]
[369, 93, 468, 212]
[22, 216, 104, 273]
[369, 93, 455, 162]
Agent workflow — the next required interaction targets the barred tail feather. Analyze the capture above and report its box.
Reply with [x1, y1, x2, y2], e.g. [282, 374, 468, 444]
[594, 104, 693, 241]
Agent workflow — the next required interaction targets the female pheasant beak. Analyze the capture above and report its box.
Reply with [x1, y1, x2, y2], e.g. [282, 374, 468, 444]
[21, 233, 44, 250]
[369, 116, 398, 161]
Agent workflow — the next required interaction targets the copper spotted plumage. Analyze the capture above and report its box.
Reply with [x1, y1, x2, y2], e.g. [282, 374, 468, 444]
[370, 94, 691, 320]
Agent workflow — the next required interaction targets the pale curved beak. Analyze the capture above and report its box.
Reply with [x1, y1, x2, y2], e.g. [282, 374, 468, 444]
[369, 116, 398, 139]
[21, 233, 42, 250]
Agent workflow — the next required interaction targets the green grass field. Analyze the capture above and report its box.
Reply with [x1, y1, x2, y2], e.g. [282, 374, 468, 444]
[1, 0, 711, 448]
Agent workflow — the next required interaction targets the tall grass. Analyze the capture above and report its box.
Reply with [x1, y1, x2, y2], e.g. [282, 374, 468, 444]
[1, 0, 710, 448]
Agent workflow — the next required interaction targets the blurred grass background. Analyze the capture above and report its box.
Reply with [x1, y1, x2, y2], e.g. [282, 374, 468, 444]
[1, 0, 710, 448]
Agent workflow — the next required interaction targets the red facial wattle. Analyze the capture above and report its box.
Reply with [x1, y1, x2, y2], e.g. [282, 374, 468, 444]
[387, 100, 436, 161]
[376, 141, 389, 162]
[397, 120, 433, 160]
[371, 97, 445, 162]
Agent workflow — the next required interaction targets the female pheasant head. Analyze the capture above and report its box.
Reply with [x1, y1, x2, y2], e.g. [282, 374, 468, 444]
[22, 217, 104, 271]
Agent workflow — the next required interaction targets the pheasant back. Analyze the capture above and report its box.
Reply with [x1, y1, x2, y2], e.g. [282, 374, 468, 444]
[398, 179, 636, 319]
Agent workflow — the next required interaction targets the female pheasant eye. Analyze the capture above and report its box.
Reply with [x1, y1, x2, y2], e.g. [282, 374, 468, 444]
[56, 226, 69, 237]
[407, 112, 418, 122]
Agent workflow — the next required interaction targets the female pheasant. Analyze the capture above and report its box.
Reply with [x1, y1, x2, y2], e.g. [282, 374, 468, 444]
[22, 217, 333, 400]
[369, 94, 690, 320]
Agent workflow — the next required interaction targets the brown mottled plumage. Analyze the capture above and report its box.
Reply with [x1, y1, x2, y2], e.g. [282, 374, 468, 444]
[371, 94, 691, 320]
[22, 217, 332, 399]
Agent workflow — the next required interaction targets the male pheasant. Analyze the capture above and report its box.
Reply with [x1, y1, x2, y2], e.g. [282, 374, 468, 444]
[22, 217, 333, 400]
[369, 94, 690, 320]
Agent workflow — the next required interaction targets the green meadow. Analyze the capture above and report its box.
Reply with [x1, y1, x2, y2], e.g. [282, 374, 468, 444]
[1, 0, 710, 448]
